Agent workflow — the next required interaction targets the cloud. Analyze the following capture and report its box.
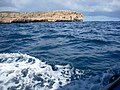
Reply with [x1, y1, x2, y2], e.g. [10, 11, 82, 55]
[0, 0, 14, 7]
[0, 0, 32, 11]
[0, 0, 120, 20]
[47, 0, 120, 12]
[1, 0, 120, 12]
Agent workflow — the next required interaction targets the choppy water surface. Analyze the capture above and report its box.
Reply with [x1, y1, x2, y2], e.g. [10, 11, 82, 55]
[0, 21, 120, 90]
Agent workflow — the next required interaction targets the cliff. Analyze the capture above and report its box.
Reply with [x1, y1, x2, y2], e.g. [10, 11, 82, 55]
[0, 10, 83, 24]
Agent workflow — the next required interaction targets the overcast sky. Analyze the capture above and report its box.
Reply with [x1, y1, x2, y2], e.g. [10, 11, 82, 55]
[0, 0, 120, 21]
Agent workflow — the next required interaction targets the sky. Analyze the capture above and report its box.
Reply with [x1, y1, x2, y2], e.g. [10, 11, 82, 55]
[0, 0, 120, 21]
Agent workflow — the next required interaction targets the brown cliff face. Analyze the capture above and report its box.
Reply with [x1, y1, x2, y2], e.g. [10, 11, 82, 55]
[0, 10, 83, 24]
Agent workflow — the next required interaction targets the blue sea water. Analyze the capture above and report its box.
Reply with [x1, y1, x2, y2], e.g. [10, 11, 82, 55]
[0, 21, 120, 90]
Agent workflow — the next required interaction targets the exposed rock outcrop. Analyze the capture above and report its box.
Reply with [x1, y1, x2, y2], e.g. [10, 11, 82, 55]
[0, 10, 83, 24]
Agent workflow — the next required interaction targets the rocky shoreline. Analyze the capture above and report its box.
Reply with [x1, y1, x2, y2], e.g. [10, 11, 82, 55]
[0, 10, 83, 24]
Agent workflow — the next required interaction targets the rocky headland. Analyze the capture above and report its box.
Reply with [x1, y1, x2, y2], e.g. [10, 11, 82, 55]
[0, 10, 83, 24]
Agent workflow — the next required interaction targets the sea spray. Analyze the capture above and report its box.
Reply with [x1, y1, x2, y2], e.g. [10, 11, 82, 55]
[0, 53, 83, 90]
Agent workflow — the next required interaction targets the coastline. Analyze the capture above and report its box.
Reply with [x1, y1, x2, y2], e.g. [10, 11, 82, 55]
[0, 10, 83, 24]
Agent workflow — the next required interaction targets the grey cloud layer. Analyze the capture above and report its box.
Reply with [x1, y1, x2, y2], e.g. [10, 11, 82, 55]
[0, 0, 14, 7]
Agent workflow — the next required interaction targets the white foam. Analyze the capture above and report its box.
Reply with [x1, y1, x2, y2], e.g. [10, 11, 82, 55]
[0, 53, 83, 90]
[58, 63, 120, 90]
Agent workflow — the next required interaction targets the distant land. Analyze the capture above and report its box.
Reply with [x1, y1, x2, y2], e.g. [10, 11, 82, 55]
[0, 10, 83, 24]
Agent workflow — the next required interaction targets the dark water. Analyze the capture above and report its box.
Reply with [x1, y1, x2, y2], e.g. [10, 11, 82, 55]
[0, 21, 120, 90]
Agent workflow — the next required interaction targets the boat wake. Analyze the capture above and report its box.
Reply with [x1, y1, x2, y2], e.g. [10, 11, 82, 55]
[0, 53, 83, 90]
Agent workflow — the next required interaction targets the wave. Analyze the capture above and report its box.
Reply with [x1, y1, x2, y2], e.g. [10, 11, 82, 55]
[0, 53, 83, 90]
[0, 53, 119, 90]
[58, 64, 120, 90]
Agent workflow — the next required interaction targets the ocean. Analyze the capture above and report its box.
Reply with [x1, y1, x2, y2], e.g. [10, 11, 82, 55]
[0, 21, 120, 90]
